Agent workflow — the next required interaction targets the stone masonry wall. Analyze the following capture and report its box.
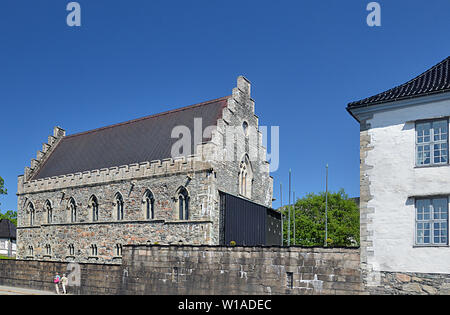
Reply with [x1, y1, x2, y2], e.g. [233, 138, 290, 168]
[209, 77, 273, 209]
[17, 168, 218, 263]
[0, 246, 362, 295]
[366, 271, 450, 295]
[0, 259, 122, 295]
[359, 120, 376, 288]
[121, 245, 363, 295]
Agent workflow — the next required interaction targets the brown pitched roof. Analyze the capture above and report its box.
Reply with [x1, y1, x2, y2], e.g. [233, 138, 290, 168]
[348, 56, 450, 109]
[31, 96, 229, 180]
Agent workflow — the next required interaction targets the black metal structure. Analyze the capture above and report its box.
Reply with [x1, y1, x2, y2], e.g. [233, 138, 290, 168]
[219, 191, 282, 246]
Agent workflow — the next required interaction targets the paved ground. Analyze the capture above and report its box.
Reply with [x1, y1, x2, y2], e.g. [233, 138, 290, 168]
[0, 285, 59, 295]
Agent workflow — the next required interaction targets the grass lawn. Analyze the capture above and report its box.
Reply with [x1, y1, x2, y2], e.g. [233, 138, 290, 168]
[0, 255, 15, 260]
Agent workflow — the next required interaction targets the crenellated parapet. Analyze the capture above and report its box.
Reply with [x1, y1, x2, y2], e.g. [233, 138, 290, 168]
[24, 126, 66, 182]
[19, 155, 212, 195]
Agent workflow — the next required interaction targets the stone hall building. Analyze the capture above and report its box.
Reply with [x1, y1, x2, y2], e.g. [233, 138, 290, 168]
[17, 76, 274, 263]
[348, 56, 450, 294]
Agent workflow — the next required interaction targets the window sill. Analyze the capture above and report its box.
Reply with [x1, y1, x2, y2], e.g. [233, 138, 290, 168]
[87, 256, 99, 260]
[414, 164, 449, 169]
[413, 244, 449, 248]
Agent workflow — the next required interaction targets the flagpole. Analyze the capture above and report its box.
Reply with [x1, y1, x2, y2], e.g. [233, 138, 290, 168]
[325, 164, 328, 247]
[280, 183, 283, 246]
[293, 190, 296, 246]
[288, 169, 291, 247]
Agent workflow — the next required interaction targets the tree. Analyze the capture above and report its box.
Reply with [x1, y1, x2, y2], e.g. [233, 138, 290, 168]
[0, 176, 16, 226]
[0, 176, 6, 196]
[280, 189, 359, 247]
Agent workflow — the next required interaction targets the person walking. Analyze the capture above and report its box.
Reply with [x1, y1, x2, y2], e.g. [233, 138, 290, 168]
[60, 274, 68, 294]
[54, 272, 61, 295]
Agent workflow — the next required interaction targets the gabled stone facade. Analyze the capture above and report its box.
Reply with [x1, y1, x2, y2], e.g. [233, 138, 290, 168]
[17, 76, 273, 264]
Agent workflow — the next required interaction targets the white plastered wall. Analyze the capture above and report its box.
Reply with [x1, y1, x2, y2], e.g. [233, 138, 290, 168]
[366, 98, 450, 274]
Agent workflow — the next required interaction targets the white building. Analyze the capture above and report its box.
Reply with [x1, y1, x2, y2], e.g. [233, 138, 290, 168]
[348, 56, 450, 294]
[0, 219, 16, 257]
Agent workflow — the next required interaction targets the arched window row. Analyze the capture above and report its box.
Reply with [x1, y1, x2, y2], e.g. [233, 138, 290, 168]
[25, 187, 192, 225]
[26, 243, 127, 258]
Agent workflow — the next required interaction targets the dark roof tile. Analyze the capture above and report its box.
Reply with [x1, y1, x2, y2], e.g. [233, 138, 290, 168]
[348, 56, 450, 109]
[32, 96, 229, 180]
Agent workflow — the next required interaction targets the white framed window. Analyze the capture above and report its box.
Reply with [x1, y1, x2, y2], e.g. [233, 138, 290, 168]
[416, 197, 448, 246]
[416, 119, 448, 166]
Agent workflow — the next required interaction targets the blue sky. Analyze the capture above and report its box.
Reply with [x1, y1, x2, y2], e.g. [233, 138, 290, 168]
[1, 0, 450, 211]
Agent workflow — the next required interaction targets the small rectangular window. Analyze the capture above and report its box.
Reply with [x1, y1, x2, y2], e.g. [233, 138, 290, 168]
[416, 197, 448, 246]
[286, 272, 294, 289]
[173, 267, 179, 283]
[416, 119, 448, 166]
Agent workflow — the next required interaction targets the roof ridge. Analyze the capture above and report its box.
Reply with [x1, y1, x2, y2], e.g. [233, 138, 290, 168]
[64, 95, 231, 140]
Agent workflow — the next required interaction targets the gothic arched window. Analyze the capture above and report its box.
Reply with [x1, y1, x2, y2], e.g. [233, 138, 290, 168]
[89, 195, 99, 222]
[68, 244, 75, 256]
[116, 244, 123, 257]
[45, 244, 51, 256]
[28, 245, 34, 257]
[68, 198, 77, 223]
[115, 193, 124, 221]
[239, 155, 253, 199]
[45, 200, 52, 224]
[27, 202, 35, 226]
[143, 190, 155, 220]
[90, 244, 98, 256]
[177, 187, 189, 220]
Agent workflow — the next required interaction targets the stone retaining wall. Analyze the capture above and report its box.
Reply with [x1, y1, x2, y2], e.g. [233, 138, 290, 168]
[0, 259, 122, 294]
[121, 245, 363, 295]
[0, 245, 362, 295]
[367, 271, 450, 295]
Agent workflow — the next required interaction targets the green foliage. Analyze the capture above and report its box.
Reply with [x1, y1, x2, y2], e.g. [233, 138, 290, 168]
[0, 177, 16, 226]
[0, 176, 6, 196]
[0, 210, 17, 226]
[280, 189, 359, 247]
[0, 255, 15, 260]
